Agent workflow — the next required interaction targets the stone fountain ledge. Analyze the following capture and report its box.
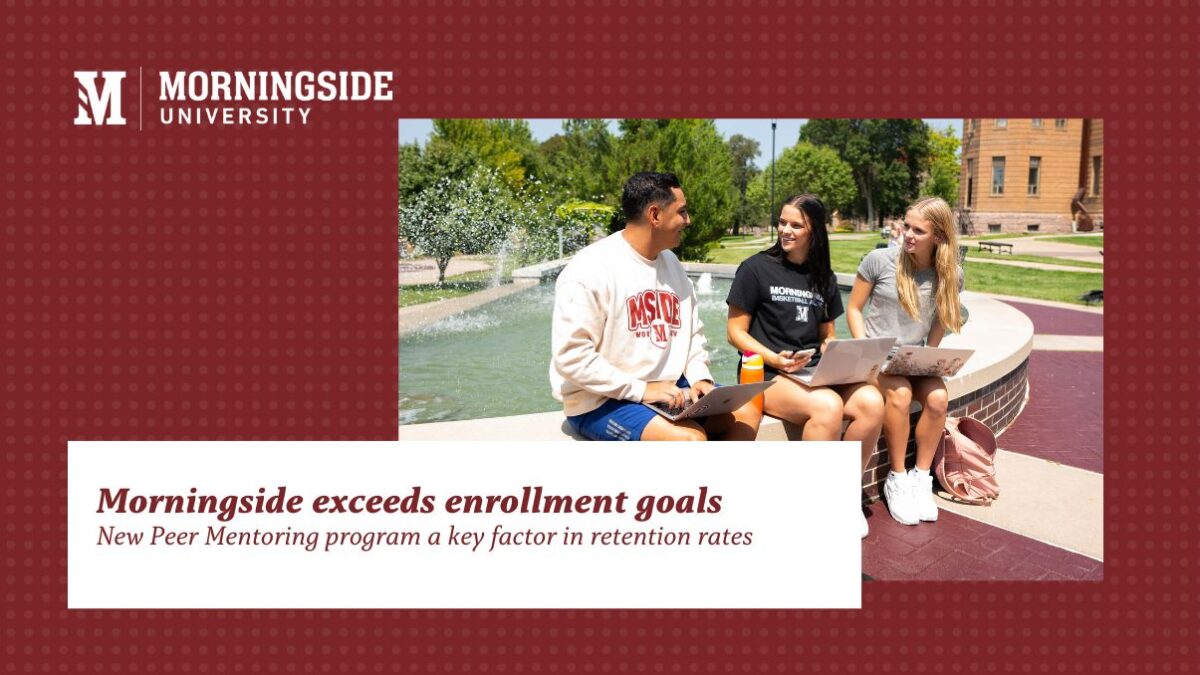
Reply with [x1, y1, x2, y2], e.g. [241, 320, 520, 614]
[398, 258, 570, 337]
[399, 262, 1034, 445]
[399, 278, 538, 338]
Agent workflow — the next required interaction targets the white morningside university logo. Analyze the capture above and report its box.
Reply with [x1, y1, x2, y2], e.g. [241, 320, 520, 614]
[158, 70, 394, 126]
[74, 71, 126, 126]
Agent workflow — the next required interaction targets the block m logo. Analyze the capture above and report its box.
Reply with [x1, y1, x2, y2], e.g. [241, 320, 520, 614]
[74, 71, 126, 126]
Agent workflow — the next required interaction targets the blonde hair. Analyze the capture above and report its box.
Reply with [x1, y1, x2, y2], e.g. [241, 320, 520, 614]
[896, 197, 964, 333]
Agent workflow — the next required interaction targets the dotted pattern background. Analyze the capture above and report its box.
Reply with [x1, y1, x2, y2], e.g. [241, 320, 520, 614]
[0, 0, 1191, 672]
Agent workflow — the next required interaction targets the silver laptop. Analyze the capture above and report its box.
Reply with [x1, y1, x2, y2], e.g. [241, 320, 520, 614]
[882, 346, 975, 377]
[783, 337, 896, 387]
[645, 380, 775, 421]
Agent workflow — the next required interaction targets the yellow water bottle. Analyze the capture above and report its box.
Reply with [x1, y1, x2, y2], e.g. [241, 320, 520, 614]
[740, 351, 765, 414]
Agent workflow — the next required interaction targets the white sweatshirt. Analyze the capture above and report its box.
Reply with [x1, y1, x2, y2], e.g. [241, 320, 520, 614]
[549, 231, 714, 417]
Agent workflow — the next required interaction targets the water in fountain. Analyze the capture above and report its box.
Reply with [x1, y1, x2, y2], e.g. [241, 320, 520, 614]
[694, 272, 715, 295]
[399, 277, 853, 424]
[492, 235, 512, 287]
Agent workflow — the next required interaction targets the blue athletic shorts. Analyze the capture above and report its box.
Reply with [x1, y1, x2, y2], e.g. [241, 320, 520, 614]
[568, 377, 690, 441]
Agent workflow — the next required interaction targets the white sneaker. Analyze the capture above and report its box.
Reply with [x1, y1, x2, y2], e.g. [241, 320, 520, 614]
[859, 508, 870, 539]
[884, 471, 920, 525]
[910, 469, 939, 522]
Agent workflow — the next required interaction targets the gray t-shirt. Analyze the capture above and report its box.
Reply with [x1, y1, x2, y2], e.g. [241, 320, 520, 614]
[857, 247, 962, 346]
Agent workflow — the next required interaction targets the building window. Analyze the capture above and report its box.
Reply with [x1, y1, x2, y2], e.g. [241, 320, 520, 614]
[991, 157, 1006, 195]
[1032, 118, 1044, 128]
[1092, 156, 1103, 195]
[995, 119, 1008, 129]
[1027, 224, 1040, 233]
[966, 159, 975, 207]
[1027, 156, 1041, 196]
[1055, 119, 1067, 129]
[989, 224, 1002, 234]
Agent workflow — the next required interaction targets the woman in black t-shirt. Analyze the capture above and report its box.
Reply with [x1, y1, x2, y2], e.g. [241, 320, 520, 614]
[725, 195, 884, 537]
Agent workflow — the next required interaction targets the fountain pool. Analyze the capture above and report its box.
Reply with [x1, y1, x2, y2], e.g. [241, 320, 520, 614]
[399, 278, 852, 424]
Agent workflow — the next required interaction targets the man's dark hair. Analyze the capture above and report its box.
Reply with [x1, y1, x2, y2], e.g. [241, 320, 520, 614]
[621, 172, 682, 223]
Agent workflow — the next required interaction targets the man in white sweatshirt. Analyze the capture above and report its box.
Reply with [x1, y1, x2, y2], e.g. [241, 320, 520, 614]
[550, 172, 761, 441]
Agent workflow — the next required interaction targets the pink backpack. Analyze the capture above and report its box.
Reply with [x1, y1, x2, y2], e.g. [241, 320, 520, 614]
[933, 417, 1000, 505]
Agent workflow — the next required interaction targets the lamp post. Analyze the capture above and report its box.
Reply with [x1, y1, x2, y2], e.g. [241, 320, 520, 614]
[769, 119, 777, 228]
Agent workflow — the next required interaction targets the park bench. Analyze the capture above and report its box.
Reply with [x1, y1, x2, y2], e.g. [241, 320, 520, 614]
[978, 241, 1013, 254]
[1080, 290, 1104, 305]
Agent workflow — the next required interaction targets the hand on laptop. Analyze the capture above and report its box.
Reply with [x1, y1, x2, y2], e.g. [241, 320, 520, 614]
[691, 379, 715, 398]
[643, 380, 691, 410]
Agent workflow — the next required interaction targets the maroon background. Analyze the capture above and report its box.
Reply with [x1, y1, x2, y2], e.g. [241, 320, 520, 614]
[1, 0, 1188, 672]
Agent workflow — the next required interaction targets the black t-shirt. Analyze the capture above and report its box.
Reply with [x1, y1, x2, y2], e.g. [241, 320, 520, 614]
[725, 252, 844, 377]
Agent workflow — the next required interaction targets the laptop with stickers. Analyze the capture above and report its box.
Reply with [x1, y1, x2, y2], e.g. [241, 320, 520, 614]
[881, 345, 975, 377]
[783, 337, 896, 387]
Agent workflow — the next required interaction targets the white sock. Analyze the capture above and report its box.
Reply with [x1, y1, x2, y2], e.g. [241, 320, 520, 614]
[890, 470, 907, 479]
[912, 467, 931, 476]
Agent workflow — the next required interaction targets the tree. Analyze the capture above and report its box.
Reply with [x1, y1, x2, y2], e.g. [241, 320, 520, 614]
[397, 141, 424, 201]
[800, 119, 932, 228]
[398, 168, 525, 283]
[549, 200, 616, 258]
[607, 119, 738, 260]
[430, 119, 542, 190]
[539, 119, 617, 203]
[397, 137, 479, 205]
[607, 119, 671, 187]
[661, 120, 738, 259]
[920, 125, 961, 206]
[727, 134, 760, 236]
[745, 142, 858, 225]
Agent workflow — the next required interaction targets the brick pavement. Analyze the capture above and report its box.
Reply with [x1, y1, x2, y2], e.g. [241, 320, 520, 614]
[997, 351, 1103, 472]
[1002, 300, 1104, 336]
[862, 298, 1105, 580]
[862, 502, 1102, 581]
[996, 300, 1103, 472]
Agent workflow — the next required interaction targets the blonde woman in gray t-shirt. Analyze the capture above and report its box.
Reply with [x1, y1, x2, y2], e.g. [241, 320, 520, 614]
[847, 197, 964, 528]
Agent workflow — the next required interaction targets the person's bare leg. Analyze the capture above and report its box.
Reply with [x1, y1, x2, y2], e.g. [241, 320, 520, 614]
[910, 376, 949, 470]
[874, 373, 914, 473]
[701, 403, 761, 441]
[762, 376, 843, 440]
[837, 382, 885, 473]
[639, 416, 708, 441]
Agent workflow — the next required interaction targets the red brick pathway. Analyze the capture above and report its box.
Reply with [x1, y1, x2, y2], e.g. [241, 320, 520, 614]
[862, 299, 1105, 580]
[996, 300, 1104, 472]
[863, 502, 1102, 581]
[1002, 300, 1103, 336]
[997, 350, 1104, 472]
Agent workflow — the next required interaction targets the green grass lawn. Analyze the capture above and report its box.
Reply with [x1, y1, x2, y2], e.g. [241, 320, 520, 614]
[962, 232, 1041, 241]
[708, 238, 882, 272]
[1037, 235, 1104, 248]
[400, 279, 489, 307]
[409, 236, 1106, 309]
[962, 262, 1103, 304]
[699, 238, 1104, 305]
[399, 257, 511, 308]
[829, 239, 881, 273]
[713, 234, 773, 249]
[717, 234, 768, 245]
[965, 249, 1104, 269]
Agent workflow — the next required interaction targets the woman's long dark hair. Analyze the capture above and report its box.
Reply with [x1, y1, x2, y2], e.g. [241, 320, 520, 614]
[764, 193, 835, 301]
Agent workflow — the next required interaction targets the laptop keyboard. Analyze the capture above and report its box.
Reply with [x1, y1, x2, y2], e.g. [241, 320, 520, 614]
[651, 401, 687, 417]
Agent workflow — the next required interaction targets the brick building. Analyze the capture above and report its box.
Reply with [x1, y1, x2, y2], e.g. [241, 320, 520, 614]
[959, 118, 1103, 234]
